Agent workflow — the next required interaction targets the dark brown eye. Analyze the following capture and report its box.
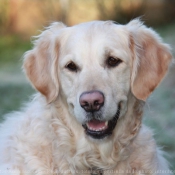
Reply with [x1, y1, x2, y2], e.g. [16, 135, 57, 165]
[66, 62, 78, 72]
[107, 57, 122, 67]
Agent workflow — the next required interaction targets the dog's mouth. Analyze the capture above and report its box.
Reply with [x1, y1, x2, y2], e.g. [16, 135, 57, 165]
[82, 105, 120, 139]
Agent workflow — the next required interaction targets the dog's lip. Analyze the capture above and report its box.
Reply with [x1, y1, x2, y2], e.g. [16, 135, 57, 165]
[82, 105, 121, 139]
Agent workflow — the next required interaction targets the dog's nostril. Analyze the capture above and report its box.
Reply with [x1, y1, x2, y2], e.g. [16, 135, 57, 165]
[94, 100, 99, 105]
[81, 102, 90, 110]
[79, 90, 104, 112]
[84, 102, 89, 106]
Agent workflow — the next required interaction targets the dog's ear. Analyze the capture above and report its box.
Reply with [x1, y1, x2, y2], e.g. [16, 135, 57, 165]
[127, 19, 172, 101]
[23, 22, 66, 103]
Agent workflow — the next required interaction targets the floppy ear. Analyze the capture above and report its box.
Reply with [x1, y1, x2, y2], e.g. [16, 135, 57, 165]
[127, 19, 172, 101]
[23, 22, 66, 103]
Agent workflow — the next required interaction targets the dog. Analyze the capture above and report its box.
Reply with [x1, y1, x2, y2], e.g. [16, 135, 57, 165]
[0, 19, 172, 175]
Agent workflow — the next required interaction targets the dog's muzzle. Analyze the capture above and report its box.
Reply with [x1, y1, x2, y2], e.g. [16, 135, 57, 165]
[80, 90, 120, 139]
[82, 106, 120, 139]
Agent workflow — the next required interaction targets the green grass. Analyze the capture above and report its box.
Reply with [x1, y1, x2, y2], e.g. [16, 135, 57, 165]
[0, 35, 35, 120]
[0, 35, 32, 64]
[0, 23, 175, 172]
[0, 84, 34, 122]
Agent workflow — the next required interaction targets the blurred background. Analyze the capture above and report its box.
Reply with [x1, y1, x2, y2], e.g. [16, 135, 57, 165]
[0, 0, 175, 172]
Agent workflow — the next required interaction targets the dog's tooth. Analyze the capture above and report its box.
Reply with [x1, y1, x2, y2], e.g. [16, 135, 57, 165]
[86, 123, 108, 131]
[87, 124, 93, 131]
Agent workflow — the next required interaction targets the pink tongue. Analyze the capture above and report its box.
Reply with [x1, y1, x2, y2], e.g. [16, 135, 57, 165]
[87, 120, 106, 130]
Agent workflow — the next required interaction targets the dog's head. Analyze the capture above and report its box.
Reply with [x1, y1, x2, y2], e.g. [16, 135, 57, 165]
[24, 20, 172, 140]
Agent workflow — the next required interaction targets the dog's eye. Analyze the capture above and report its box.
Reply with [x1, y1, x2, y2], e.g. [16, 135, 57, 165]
[107, 57, 122, 67]
[66, 62, 78, 72]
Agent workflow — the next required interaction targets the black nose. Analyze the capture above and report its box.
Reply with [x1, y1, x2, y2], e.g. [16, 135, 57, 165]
[79, 90, 104, 112]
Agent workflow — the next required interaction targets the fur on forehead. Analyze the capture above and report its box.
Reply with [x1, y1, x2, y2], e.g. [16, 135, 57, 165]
[58, 20, 131, 57]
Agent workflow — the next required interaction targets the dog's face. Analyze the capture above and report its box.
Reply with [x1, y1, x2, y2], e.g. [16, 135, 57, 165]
[24, 20, 172, 140]
[58, 22, 131, 139]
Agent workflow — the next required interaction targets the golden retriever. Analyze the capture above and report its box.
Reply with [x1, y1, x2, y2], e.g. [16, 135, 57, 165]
[0, 19, 172, 175]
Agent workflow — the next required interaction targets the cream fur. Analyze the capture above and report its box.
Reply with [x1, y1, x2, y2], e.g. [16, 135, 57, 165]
[0, 20, 172, 175]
